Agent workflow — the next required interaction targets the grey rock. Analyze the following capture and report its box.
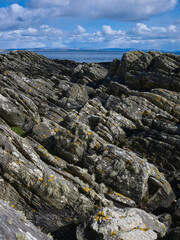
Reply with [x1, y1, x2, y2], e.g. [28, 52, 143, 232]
[0, 199, 51, 240]
[76, 207, 167, 240]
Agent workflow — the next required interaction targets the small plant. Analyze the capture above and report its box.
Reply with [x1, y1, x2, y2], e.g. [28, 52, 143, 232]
[11, 127, 25, 137]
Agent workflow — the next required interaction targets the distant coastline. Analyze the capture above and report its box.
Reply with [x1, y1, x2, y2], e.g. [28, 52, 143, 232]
[1, 48, 180, 63]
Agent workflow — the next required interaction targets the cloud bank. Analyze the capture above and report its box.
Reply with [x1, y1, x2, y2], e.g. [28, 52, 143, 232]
[0, 23, 179, 50]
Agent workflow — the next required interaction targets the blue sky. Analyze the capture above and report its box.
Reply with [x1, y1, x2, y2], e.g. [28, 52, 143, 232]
[0, 0, 180, 50]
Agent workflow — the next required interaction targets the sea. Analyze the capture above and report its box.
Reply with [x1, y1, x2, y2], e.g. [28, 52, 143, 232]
[1, 50, 126, 63]
[30, 50, 126, 63]
[1, 49, 180, 63]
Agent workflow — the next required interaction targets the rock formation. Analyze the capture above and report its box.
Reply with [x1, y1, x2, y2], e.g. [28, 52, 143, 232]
[0, 50, 179, 240]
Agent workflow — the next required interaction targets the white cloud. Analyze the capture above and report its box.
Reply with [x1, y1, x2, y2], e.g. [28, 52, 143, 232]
[28, 0, 178, 21]
[76, 25, 86, 34]
[0, 22, 180, 50]
[102, 25, 125, 35]
[0, 1, 178, 33]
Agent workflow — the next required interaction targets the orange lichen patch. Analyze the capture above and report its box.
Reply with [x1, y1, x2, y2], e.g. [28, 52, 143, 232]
[4, 71, 9, 75]
[50, 175, 53, 178]
[110, 232, 116, 236]
[54, 128, 58, 132]
[55, 156, 60, 161]
[11, 205, 14, 208]
[5, 150, 8, 154]
[162, 224, 165, 229]
[48, 179, 52, 182]
[39, 178, 43, 181]
[16, 161, 19, 164]
[83, 187, 90, 193]
[97, 169, 104, 174]
[20, 99, 24, 103]
[88, 131, 92, 135]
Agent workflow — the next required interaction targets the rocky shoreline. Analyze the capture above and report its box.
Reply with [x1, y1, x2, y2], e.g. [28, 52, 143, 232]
[0, 50, 179, 240]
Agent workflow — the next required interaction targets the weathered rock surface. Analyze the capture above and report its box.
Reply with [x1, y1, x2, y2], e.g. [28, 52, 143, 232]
[0, 199, 51, 240]
[0, 50, 179, 239]
[76, 207, 167, 240]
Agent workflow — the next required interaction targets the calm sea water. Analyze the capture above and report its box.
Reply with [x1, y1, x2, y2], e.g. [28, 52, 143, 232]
[31, 50, 125, 63]
[1, 49, 180, 63]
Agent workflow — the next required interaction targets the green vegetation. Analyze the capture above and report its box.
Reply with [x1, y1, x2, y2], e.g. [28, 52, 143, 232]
[11, 127, 26, 137]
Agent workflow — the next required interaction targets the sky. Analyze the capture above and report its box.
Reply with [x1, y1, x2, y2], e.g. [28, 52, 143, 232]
[0, 0, 180, 50]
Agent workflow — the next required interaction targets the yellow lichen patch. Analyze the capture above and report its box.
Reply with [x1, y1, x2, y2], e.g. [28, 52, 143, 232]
[94, 216, 99, 221]
[42, 134, 46, 138]
[110, 232, 116, 236]
[20, 99, 24, 103]
[29, 88, 32, 92]
[97, 169, 105, 174]
[46, 153, 49, 157]
[5, 150, 8, 155]
[54, 128, 58, 132]
[139, 228, 148, 231]
[4, 71, 9, 75]
[11, 205, 14, 208]
[162, 224, 165, 229]
[50, 175, 53, 178]
[101, 216, 108, 220]
[51, 117, 54, 120]
[39, 144, 43, 149]
[97, 211, 105, 217]
[55, 156, 60, 161]
[143, 110, 150, 115]
[83, 187, 90, 193]
[65, 217, 72, 222]
[88, 131, 92, 135]
[104, 157, 111, 161]
[115, 192, 130, 200]
[39, 178, 43, 181]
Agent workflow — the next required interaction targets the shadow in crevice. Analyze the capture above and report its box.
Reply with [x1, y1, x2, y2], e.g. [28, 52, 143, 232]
[51, 223, 78, 240]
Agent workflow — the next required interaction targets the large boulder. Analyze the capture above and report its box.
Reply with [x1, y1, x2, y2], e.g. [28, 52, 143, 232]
[76, 207, 167, 240]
